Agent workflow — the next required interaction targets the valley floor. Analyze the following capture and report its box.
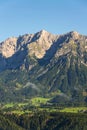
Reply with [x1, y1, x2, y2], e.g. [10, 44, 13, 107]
[1, 97, 87, 130]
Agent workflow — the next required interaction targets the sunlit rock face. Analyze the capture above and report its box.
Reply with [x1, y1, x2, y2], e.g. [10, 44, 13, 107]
[0, 30, 87, 71]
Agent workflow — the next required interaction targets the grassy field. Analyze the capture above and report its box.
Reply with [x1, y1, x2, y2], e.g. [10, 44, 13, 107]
[31, 97, 50, 106]
[1, 96, 87, 115]
[59, 107, 87, 113]
[2, 103, 14, 108]
[3, 106, 87, 115]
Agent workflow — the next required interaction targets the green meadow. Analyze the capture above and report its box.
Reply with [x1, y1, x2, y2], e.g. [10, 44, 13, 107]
[1, 96, 87, 115]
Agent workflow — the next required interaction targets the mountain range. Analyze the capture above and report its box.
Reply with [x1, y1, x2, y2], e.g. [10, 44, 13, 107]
[0, 30, 87, 105]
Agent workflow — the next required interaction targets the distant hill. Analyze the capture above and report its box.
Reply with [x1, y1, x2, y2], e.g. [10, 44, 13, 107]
[0, 30, 87, 105]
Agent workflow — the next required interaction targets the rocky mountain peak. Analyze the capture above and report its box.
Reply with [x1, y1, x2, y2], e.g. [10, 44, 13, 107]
[39, 29, 48, 35]
[35, 29, 58, 40]
[28, 30, 58, 59]
[0, 37, 17, 58]
[0, 30, 86, 61]
[70, 31, 79, 39]
[65, 31, 79, 40]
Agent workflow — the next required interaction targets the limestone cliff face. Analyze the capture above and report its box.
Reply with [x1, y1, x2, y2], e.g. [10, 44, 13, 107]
[0, 37, 17, 58]
[28, 30, 58, 59]
[0, 30, 87, 71]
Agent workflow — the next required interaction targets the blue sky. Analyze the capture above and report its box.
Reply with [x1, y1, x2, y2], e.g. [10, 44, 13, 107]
[0, 0, 87, 42]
